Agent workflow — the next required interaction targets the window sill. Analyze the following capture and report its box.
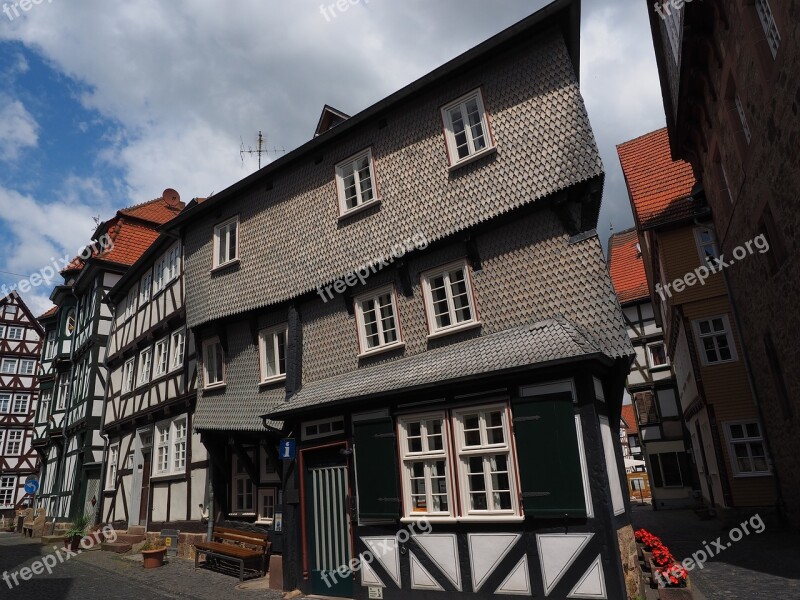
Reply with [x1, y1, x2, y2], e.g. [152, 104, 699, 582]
[203, 383, 226, 392]
[358, 342, 405, 359]
[731, 472, 772, 479]
[338, 197, 382, 221]
[228, 512, 257, 517]
[210, 259, 240, 274]
[426, 321, 482, 341]
[400, 514, 524, 524]
[260, 375, 287, 387]
[448, 146, 497, 172]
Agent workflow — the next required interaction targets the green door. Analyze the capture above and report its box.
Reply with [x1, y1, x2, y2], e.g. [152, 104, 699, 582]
[307, 465, 353, 597]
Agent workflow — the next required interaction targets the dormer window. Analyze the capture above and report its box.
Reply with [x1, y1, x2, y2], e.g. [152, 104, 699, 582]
[441, 89, 495, 168]
[335, 149, 378, 216]
[213, 216, 239, 269]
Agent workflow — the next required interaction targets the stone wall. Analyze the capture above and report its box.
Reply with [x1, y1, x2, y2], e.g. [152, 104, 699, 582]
[617, 524, 644, 600]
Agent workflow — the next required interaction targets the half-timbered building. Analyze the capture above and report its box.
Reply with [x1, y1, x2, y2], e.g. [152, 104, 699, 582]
[0, 293, 43, 516]
[101, 223, 208, 537]
[166, 2, 642, 598]
[608, 228, 695, 509]
[34, 194, 184, 522]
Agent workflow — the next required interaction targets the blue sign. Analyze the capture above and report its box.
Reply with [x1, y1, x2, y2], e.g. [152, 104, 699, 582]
[280, 439, 296, 460]
[23, 480, 39, 494]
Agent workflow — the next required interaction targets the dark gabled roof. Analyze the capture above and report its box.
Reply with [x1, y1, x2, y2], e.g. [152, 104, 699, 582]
[163, 0, 581, 235]
[262, 316, 612, 419]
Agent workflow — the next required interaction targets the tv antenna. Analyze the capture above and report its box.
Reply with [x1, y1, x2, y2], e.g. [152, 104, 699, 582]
[240, 131, 285, 170]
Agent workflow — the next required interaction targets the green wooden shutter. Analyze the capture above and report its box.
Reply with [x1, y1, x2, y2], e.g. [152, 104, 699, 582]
[512, 391, 587, 517]
[353, 417, 401, 519]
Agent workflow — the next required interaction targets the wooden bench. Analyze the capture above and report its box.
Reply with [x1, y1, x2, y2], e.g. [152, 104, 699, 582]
[193, 526, 271, 582]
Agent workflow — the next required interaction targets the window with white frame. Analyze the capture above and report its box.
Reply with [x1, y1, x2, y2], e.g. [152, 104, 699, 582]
[106, 445, 119, 489]
[258, 488, 276, 522]
[39, 390, 51, 420]
[694, 227, 720, 265]
[398, 413, 452, 517]
[0, 476, 14, 506]
[258, 325, 287, 383]
[7, 326, 23, 340]
[646, 342, 669, 369]
[125, 286, 138, 320]
[0, 325, 5, 338]
[5, 430, 23, 455]
[167, 243, 180, 281]
[232, 453, 255, 513]
[12, 394, 29, 414]
[398, 403, 519, 519]
[756, 0, 780, 58]
[725, 421, 770, 476]
[0, 431, 3, 454]
[213, 216, 239, 268]
[302, 416, 345, 441]
[202, 337, 225, 388]
[153, 337, 169, 378]
[0, 393, 10, 412]
[441, 89, 494, 166]
[422, 261, 478, 336]
[694, 316, 737, 365]
[137, 347, 152, 387]
[19, 359, 35, 375]
[57, 374, 69, 409]
[153, 255, 167, 294]
[1, 359, 17, 373]
[335, 149, 377, 214]
[140, 271, 152, 305]
[122, 358, 135, 393]
[170, 329, 185, 372]
[45, 331, 56, 359]
[734, 95, 751, 144]
[155, 421, 170, 473]
[152, 416, 187, 476]
[355, 286, 402, 354]
[173, 418, 187, 472]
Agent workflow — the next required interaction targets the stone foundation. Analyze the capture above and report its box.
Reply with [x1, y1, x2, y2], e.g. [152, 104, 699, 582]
[618, 524, 644, 600]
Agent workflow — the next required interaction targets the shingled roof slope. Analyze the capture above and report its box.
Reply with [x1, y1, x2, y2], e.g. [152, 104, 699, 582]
[617, 128, 697, 229]
[608, 228, 650, 304]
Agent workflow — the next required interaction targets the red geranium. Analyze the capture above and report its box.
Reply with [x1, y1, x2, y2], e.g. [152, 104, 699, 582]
[650, 543, 674, 567]
[657, 563, 688, 588]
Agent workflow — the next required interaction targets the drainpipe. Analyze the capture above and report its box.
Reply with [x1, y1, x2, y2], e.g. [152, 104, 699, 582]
[206, 454, 214, 542]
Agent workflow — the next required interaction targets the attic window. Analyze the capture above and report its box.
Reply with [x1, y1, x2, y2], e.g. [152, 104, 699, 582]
[441, 89, 495, 169]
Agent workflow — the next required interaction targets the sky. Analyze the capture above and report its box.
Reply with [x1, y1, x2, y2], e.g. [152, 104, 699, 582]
[0, 0, 666, 316]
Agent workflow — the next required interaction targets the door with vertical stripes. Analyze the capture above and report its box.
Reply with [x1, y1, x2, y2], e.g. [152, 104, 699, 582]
[308, 465, 353, 597]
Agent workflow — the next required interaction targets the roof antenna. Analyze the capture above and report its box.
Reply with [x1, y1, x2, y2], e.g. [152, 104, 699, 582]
[240, 131, 285, 171]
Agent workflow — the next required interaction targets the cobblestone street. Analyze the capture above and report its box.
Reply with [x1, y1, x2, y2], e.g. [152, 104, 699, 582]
[632, 506, 800, 599]
[0, 533, 283, 600]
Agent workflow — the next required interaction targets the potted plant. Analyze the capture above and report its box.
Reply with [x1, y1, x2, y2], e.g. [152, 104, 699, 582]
[140, 541, 167, 568]
[64, 513, 92, 552]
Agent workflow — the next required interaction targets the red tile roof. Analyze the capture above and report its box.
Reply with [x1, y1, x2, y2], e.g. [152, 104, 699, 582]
[38, 306, 58, 319]
[617, 128, 697, 229]
[119, 196, 184, 225]
[608, 229, 650, 304]
[621, 404, 638, 435]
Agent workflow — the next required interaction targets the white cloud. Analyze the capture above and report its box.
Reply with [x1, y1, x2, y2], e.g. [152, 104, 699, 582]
[0, 95, 38, 160]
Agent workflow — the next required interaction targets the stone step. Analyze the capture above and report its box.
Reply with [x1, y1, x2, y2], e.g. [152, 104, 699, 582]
[112, 533, 145, 545]
[101, 542, 132, 554]
[40, 535, 66, 545]
[126, 526, 146, 536]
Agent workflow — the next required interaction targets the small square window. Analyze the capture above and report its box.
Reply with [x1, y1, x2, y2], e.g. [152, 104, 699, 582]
[7, 327, 23, 341]
[725, 421, 770, 476]
[335, 149, 378, 215]
[19, 359, 35, 375]
[441, 89, 495, 168]
[422, 261, 479, 337]
[646, 342, 669, 369]
[355, 285, 403, 355]
[213, 216, 239, 268]
[693, 315, 737, 365]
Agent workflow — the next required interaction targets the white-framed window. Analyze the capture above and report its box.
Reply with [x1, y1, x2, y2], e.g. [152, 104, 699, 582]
[39, 390, 51, 421]
[232, 453, 255, 513]
[57, 374, 69, 409]
[167, 243, 181, 282]
[0, 393, 10, 412]
[646, 342, 669, 369]
[125, 286, 138, 321]
[301, 416, 345, 441]
[0, 476, 15, 507]
[421, 260, 478, 336]
[170, 329, 185, 372]
[153, 337, 169, 378]
[335, 148, 377, 215]
[137, 347, 152, 387]
[441, 89, 494, 167]
[1, 358, 17, 374]
[153, 415, 188, 476]
[258, 325, 287, 384]
[45, 331, 56, 359]
[122, 358, 135, 394]
[694, 227, 720, 266]
[19, 359, 35, 375]
[734, 95, 751, 144]
[139, 270, 152, 305]
[5, 429, 23, 455]
[202, 337, 225, 388]
[398, 412, 453, 517]
[258, 488, 276, 522]
[756, 0, 780, 58]
[725, 421, 770, 476]
[213, 216, 239, 268]
[12, 394, 29, 414]
[153, 255, 167, 294]
[355, 285, 402, 355]
[0, 325, 5, 338]
[693, 316, 737, 365]
[7, 326, 23, 340]
[106, 445, 119, 490]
